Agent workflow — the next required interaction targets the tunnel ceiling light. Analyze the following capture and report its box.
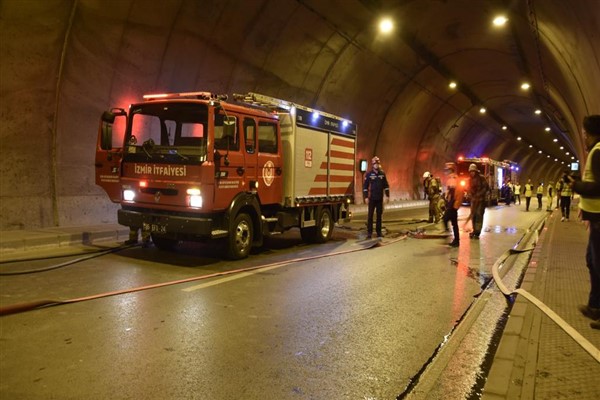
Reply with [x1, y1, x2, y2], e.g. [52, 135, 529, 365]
[529, 144, 533, 148]
[538, 150, 543, 154]
[479, 107, 486, 114]
[560, 146, 564, 149]
[449, 81, 457, 89]
[553, 138, 558, 142]
[493, 15, 508, 27]
[566, 151, 570, 155]
[545, 127, 551, 132]
[547, 155, 550, 158]
[555, 158, 558, 161]
[520, 82, 530, 90]
[517, 136, 522, 141]
[502, 125, 508, 130]
[535, 109, 542, 115]
[379, 18, 394, 34]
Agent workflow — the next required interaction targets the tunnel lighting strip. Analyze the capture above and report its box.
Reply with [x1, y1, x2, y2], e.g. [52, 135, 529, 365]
[0, 235, 406, 317]
[491, 217, 600, 363]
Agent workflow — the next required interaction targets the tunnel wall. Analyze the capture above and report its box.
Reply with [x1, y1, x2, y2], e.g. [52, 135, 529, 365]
[1, 0, 598, 230]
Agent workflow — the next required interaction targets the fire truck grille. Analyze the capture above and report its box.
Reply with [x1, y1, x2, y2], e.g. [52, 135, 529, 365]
[140, 188, 178, 196]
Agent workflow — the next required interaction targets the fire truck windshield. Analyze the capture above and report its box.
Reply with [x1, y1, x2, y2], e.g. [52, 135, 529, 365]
[124, 102, 208, 163]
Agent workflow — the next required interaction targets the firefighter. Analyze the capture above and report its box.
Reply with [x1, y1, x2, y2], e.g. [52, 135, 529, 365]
[443, 162, 464, 247]
[426, 173, 442, 223]
[468, 163, 489, 238]
[363, 156, 390, 239]
[423, 171, 431, 200]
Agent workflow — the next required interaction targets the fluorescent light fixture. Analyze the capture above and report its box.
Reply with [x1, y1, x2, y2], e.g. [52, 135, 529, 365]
[379, 18, 394, 34]
[493, 15, 508, 26]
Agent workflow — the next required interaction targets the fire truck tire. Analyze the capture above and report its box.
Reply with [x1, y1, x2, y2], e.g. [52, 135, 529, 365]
[301, 207, 333, 244]
[227, 213, 253, 260]
[151, 235, 179, 251]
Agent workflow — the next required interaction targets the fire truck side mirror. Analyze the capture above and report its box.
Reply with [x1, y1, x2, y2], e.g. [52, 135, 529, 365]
[100, 109, 127, 150]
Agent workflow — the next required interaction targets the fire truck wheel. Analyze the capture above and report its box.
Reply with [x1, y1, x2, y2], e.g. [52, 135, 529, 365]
[315, 207, 333, 243]
[227, 213, 253, 260]
[301, 207, 333, 244]
[151, 235, 179, 251]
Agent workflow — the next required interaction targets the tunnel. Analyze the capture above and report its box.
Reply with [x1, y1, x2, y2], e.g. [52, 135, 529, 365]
[1, 0, 598, 229]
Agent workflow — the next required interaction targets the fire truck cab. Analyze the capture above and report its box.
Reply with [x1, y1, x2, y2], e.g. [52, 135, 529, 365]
[95, 92, 356, 259]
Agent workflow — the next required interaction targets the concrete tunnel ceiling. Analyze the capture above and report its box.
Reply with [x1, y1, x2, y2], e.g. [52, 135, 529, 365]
[0, 0, 599, 229]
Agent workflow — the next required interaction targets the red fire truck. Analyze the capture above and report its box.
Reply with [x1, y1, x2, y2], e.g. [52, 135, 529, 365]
[95, 92, 356, 259]
[456, 156, 515, 205]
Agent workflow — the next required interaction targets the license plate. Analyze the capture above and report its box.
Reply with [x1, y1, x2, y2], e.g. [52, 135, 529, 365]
[142, 222, 166, 234]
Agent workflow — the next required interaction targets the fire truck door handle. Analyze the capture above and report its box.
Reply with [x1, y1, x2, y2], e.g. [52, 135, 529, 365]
[236, 167, 245, 176]
[276, 167, 282, 175]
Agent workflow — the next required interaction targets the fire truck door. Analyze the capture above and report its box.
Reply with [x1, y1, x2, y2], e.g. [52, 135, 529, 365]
[256, 120, 282, 205]
[213, 115, 246, 210]
[243, 117, 258, 190]
[95, 109, 126, 203]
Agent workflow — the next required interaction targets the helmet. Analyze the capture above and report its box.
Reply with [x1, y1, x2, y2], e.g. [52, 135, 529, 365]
[444, 162, 456, 171]
[468, 163, 478, 172]
[372, 156, 380, 164]
[423, 171, 431, 179]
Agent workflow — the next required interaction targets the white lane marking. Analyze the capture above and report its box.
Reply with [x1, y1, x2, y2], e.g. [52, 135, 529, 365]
[181, 264, 286, 292]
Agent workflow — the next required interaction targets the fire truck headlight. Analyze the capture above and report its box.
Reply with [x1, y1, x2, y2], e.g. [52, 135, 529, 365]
[189, 195, 203, 208]
[187, 188, 202, 208]
[123, 189, 135, 201]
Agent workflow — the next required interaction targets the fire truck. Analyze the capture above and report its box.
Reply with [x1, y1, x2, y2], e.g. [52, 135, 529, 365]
[95, 92, 356, 259]
[456, 157, 515, 205]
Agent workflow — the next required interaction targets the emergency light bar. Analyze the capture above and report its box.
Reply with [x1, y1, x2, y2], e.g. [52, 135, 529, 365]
[143, 92, 228, 101]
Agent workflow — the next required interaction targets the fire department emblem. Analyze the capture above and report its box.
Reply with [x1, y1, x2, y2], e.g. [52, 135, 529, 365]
[154, 191, 161, 203]
[262, 161, 275, 187]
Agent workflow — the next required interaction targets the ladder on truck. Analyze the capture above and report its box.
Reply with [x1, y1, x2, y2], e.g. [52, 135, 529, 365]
[232, 92, 350, 123]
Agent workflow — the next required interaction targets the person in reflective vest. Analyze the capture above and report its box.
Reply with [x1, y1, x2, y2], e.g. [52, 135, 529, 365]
[536, 182, 544, 210]
[555, 180, 563, 209]
[569, 115, 600, 329]
[560, 172, 574, 221]
[363, 156, 390, 239]
[524, 179, 533, 211]
[546, 181, 554, 211]
[514, 181, 521, 205]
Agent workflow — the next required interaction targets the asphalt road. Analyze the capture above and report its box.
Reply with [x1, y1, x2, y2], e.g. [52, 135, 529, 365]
[0, 205, 547, 399]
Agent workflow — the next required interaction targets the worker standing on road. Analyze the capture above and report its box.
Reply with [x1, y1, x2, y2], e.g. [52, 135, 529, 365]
[560, 171, 574, 221]
[536, 182, 544, 210]
[514, 181, 521, 205]
[425, 172, 441, 223]
[555, 179, 563, 210]
[524, 179, 533, 211]
[569, 115, 600, 330]
[442, 162, 463, 247]
[546, 181, 554, 211]
[468, 164, 489, 238]
[363, 156, 390, 239]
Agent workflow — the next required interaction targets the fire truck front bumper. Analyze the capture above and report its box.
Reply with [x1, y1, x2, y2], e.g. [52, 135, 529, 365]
[118, 209, 224, 238]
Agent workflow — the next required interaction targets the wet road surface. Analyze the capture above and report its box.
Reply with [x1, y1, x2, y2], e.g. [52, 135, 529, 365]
[0, 205, 547, 399]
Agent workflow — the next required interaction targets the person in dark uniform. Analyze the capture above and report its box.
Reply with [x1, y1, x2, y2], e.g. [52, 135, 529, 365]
[443, 162, 464, 247]
[468, 163, 489, 238]
[363, 156, 390, 239]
